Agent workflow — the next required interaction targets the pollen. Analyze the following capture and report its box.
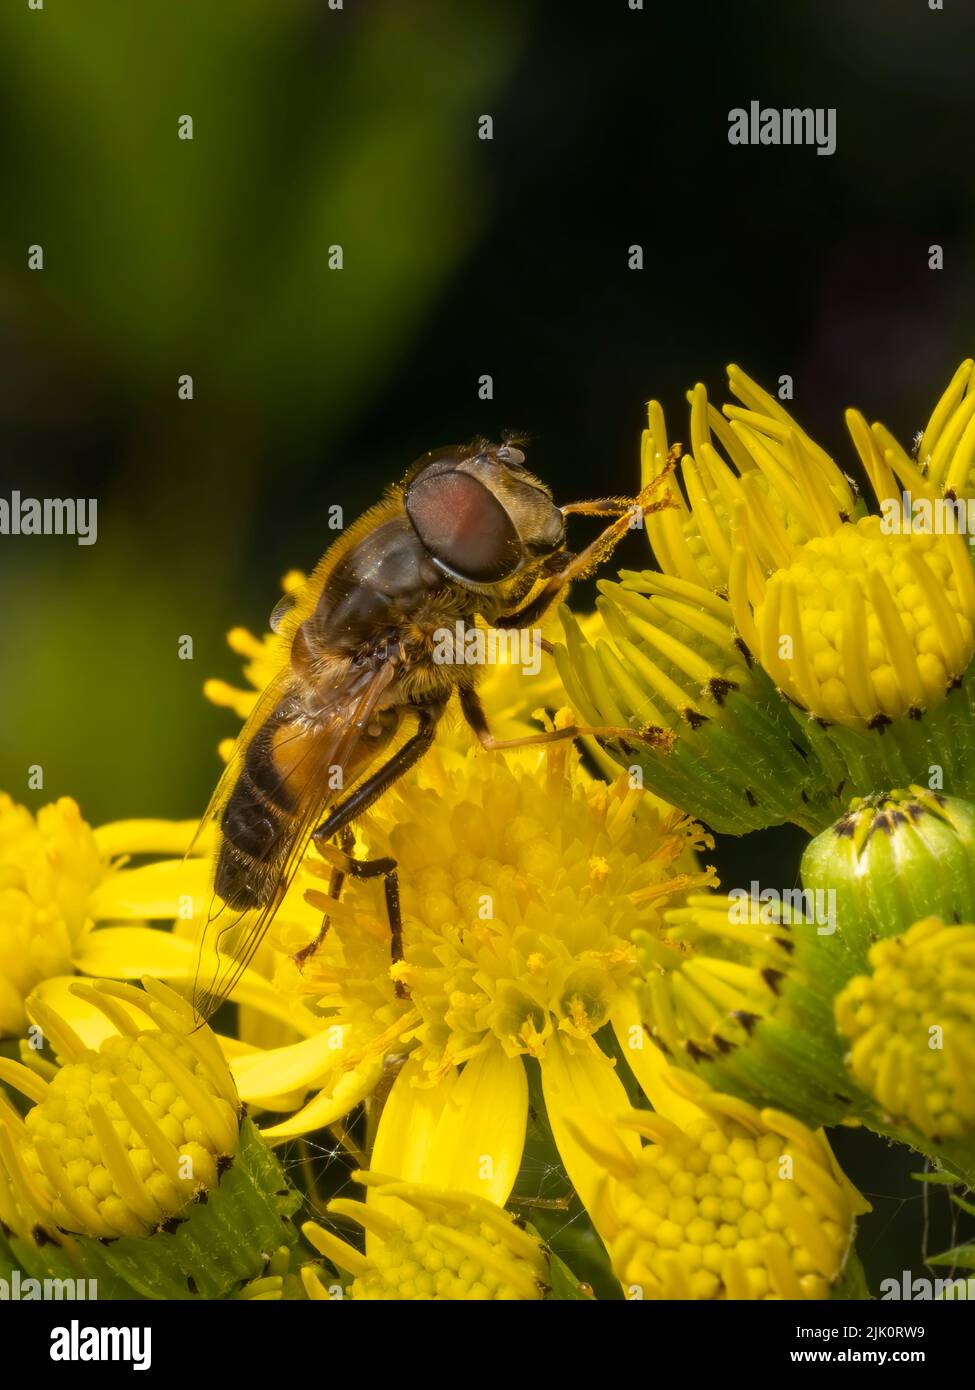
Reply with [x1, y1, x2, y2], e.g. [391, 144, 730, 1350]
[286, 735, 714, 1076]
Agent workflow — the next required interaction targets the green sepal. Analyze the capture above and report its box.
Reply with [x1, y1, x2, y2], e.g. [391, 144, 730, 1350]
[793, 670, 975, 810]
[536, 1235, 596, 1300]
[0, 1121, 300, 1301]
[677, 972, 869, 1130]
[831, 1246, 870, 1300]
[927, 1244, 975, 1270]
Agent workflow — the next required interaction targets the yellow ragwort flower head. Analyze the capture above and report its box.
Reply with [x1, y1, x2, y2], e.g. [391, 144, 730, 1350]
[835, 917, 975, 1143]
[560, 360, 975, 828]
[732, 516, 975, 728]
[633, 891, 866, 1128]
[287, 725, 713, 1077]
[0, 795, 106, 1034]
[0, 791, 211, 1038]
[0, 978, 239, 1241]
[567, 1079, 866, 1300]
[208, 579, 712, 1162]
[302, 1172, 548, 1300]
[637, 359, 975, 732]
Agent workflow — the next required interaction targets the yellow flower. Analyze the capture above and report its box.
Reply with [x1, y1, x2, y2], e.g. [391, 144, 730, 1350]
[201, 587, 713, 1211]
[559, 361, 975, 826]
[0, 978, 237, 1240]
[641, 359, 975, 731]
[228, 726, 713, 1225]
[566, 1075, 867, 1300]
[0, 794, 206, 1036]
[302, 1172, 549, 1300]
[631, 890, 865, 1128]
[731, 515, 975, 729]
[835, 918, 975, 1144]
[0, 978, 299, 1299]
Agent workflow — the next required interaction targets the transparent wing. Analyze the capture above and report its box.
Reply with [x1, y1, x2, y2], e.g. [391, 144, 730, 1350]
[190, 659, 396, 1021]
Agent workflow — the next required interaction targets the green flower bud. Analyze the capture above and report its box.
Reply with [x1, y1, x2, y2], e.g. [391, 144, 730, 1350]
[801, 788, 975, 968]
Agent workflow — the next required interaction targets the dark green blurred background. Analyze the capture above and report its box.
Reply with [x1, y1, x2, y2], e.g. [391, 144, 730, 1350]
[2, 0, 974, 1291]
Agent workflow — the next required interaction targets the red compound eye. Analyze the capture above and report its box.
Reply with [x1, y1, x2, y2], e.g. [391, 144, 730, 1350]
[405, 470, 522, 582]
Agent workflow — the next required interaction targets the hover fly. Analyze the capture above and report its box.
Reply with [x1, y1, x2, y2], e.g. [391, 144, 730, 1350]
[191, 440, 672, 1018]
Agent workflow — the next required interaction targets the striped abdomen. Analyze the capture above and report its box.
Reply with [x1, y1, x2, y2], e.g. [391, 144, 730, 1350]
[215, 700, 314, 910]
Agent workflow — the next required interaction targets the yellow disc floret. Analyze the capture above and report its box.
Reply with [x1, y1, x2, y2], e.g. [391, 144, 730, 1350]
[284, 729, 713, 1078]
[835, 917, 975, 1141]
[0, 795, 107, 1034]
[303, 1173, 548, 1300]
[0, 979, 240, 1241]
[741, 518, 975, 727]
[568, 1086, 864, 1300]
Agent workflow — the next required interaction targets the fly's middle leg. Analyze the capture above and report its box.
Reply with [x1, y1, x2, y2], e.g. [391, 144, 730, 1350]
[324, 841, 406, 999]
[292, 824, 355, 969]
[291, 705, 442, 993]
[299, 829, 407, 998]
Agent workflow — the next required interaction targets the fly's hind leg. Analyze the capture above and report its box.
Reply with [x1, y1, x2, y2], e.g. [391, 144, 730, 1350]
[304, 825, 406, 999]
[293, 703, 441, 996]
[292, 824, 356, 969]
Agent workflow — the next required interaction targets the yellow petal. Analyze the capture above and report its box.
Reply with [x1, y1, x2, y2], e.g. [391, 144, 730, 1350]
[231, 1025, 351, 1100]
[540, 1034, 640, 1216]
[88, 859, 211, 920]
[73, 925, 197, 977]
[259, 1059, 384, 1140]
[93, 819, 208, 858]
[213, 1036, 306, 1112]
[372, 1046, 527, 1206]
[611, 999, 705, 1126]
[73, 927, 302, 1031]
[29, 976, 157, 1051]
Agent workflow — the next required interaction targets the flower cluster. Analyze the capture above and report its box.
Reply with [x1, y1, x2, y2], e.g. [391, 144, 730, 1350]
[559, 360, 975, 831]
[4, 360, 975, 1300]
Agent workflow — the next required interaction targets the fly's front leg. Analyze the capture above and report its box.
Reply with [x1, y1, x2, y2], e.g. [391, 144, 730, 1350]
[294, 703, 441, 995]
[495, 465, 679, 631]
[560, 496, 647, 519]
[459, 686, 670, 755]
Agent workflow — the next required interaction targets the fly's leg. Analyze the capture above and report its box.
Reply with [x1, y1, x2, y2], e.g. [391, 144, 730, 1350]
[495, 461, 679, 631]
[293, 703, 441, 995]
[304, 836, 406, 999]
[460, 686, 670, 755]
[560, 496, 648, 518]
[292, 824, 355, 969]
